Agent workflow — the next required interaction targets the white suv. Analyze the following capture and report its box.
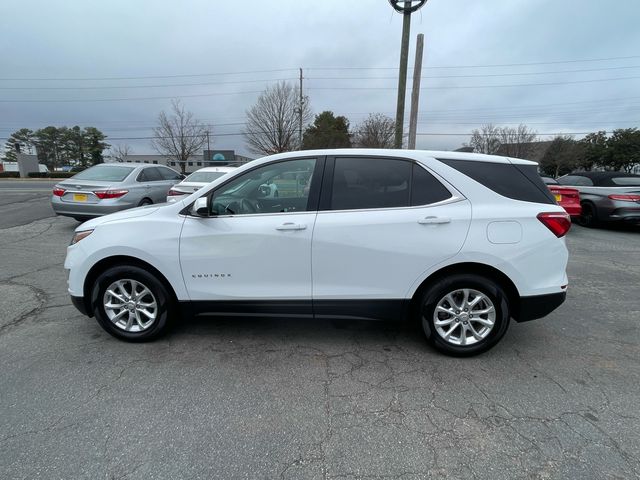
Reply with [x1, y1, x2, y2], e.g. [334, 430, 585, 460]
[65, 150, 570, 356]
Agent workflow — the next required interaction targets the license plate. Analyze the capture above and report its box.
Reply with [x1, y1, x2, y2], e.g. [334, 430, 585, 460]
[554, 194, 562, 202]
[73, 193, 88, 202]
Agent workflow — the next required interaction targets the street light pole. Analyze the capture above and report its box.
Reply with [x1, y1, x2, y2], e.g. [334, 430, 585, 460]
[389, 0, 428, 149]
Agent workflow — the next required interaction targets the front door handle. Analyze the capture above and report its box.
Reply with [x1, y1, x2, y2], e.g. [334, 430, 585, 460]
[276, 223, 307, 231]
[418, 216, 451, 225]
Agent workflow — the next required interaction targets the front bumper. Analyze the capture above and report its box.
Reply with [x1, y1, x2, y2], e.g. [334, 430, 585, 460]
[515, 291, 566, 322]
[70, 295, 92, 317]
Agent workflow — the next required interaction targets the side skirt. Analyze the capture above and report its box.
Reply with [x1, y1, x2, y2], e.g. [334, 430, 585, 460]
[179, 299, 408, 322]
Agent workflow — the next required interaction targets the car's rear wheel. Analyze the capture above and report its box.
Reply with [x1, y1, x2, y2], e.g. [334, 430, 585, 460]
[420, 274, 510, 356]
[138, 198, 153, 206]
[577, 202, 598, 227]
[92, 265, 174, 341]
[73, 216, 92, 223]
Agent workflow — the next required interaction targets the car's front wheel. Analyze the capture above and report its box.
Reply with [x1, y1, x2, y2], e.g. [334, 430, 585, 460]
[92, 265, 174, 341]
[420, 274, 510, 356]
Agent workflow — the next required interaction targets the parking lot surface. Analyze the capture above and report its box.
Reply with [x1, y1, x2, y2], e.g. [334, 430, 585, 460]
[0, 193, 639, 479]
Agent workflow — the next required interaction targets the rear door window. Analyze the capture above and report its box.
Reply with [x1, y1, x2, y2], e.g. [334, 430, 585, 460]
[438, 159, 555, 204]
[158, 167, 182, 180]
[144, 168, 163, 182]
[330, 157, 411, 210]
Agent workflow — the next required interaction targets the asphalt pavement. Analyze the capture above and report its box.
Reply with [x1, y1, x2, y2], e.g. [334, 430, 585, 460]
[0, 179, 58, 228]
[0, 194, 639, 479]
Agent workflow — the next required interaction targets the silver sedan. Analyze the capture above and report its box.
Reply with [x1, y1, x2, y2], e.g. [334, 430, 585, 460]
[51, 163, 183, 222]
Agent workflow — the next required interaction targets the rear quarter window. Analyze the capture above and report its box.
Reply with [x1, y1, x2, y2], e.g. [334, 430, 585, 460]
[438, 159, 555, 204]
[611, 177, 640, 186]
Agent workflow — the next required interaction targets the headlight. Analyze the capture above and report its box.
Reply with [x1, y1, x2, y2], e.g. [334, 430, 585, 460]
[71, 229, 94, 245]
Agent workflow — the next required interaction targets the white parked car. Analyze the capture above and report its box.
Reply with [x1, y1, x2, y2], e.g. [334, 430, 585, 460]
[65, 149, 569, 356]
[166, 166, 236, 203]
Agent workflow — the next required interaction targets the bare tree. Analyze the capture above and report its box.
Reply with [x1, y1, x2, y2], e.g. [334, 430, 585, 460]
[353, 113, 395, 148]
[110, 143, 133, 162]
[497, 124, 537, 159]
[152, 99, 208, 173]
[244, 81, 311, 155]
[465, 124, 501, 154]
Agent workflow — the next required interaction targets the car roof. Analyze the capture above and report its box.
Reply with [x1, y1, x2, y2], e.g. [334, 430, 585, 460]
[565, 171, 640, 186]
[190, 166, 236, 173]
[569, 171, 640, 179]
[255, 149, 537, 166]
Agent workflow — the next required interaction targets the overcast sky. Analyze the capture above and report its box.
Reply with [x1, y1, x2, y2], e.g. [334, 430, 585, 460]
[1, 0, 639, 157]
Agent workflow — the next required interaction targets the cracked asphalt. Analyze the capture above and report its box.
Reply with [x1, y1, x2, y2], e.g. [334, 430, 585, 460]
[0, 188, 639, 479]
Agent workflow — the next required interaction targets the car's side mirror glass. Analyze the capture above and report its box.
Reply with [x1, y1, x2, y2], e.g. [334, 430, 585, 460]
[193, 196, 210, 217]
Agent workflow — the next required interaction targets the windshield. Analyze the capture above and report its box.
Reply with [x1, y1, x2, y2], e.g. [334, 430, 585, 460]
[72, 165, 134, 182]
[611, 177, 640, 186]
[185, 171, 228, 183]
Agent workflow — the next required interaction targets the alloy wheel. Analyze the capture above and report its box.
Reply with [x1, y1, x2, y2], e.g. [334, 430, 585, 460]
[103, 279, 158, 332]
[432, 288, 496, 346]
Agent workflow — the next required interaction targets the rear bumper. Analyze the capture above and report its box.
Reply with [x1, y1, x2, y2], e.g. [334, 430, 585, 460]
[515, 291, 566, 322]
[562, 204, 582, 216]
[51, 196, 136, 218]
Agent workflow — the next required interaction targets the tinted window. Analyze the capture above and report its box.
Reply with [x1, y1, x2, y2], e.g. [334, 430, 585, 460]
[72, 165, 134, 182]
[411, 164, 452, 205]
[331, 157, 410, 210]
[439, 159, 556, 204]
[557, 175, 593, 186]
[138, 167, 162, 182]
[158, 167, 182, 180]
[611, 177, 640, 186]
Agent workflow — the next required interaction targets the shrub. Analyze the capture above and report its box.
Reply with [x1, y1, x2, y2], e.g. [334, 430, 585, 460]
[49, 172, 75, 178]
[0, 171, 20, 178]
[28, 172, 50, 178]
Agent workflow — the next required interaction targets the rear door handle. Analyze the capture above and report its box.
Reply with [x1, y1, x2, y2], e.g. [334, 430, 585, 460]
[418, 216, 451, 225]
[276, 223, 307, 231]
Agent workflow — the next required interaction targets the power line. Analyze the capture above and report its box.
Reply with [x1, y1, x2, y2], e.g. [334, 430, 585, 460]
[0, 78, 296, 91]
[0, 68, 298, 82]
[307, 64, 640, 80]
[3, 75, 639, 103]
[305, 54, 640, 70]
[309, 75, 640, 91]
[2, 55, 639, 82]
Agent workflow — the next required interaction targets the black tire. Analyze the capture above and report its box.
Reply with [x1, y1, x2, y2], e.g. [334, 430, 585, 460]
[419, 274, 510, 357]
[138, 198, 153, 206]
[92, 265, 175, 342]
[73, 216, 92, 223]
[576, 202, 598, 228]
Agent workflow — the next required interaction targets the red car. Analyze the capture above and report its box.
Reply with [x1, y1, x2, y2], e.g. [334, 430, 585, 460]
[542, 177, 582, 217]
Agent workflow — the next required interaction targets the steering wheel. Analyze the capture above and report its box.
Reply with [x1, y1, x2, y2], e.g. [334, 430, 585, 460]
[241, 198, 258, 214]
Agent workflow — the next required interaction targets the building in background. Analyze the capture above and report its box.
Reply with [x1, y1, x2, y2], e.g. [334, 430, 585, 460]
[108, 150, 253, 173]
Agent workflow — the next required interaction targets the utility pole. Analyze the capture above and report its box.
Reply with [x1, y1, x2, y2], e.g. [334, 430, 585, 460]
[408, 33, 424, 150]
[299, 67, 303, 150]
[389, 0, 428, 149]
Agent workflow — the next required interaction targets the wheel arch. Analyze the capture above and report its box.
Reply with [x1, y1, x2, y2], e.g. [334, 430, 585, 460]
[82, 255, 179, 317]
[408, 262, 521, 322]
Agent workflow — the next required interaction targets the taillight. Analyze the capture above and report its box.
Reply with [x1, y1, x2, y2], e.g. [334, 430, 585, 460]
[93, 189, 128, 199]
[167, 189, 183, 196]
[608, 194, 640, 202]
[537, 212, 571, 238]
[53, 188, 66, 197]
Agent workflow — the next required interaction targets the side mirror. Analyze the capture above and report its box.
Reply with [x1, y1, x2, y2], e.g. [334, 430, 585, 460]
[193, 197, 209, 217]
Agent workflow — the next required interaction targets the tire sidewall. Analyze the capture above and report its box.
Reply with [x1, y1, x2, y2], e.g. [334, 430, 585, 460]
[420, 274, 510, 356]
[92, 265, 173, 342]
